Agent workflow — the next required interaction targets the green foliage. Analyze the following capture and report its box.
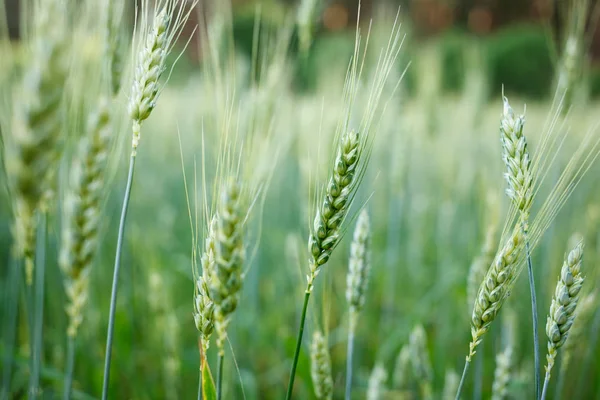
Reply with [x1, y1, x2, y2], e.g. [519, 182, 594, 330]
[439, 30, 468, 93]
[485, 25, 554, 99]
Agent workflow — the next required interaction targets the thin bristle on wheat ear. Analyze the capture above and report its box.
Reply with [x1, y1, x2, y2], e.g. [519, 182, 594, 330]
[208, 180, 244, 354]
[500, 96, 533, 216]
[60, 98, 112, 338]
[8, 0, 69, 284]
[193, 217, 216, 351]
[544, 242, 584, 378]
[346, 208, 371, 316]
[307, 130, 360, 290]
[469, 228, 523, 361]
[310, 331, 333, 400]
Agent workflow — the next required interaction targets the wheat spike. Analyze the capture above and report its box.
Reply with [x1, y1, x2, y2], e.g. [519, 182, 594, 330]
[8, 0, 69, 283]
[194, 217, 217, 352]
[469, 228, 523, 360]
[467, 224, 497, 310]
[308, 130, 360, 291]
[409, 325, 433, 399]
[310, 330, 333, 400]
[500, 97, 533, 216]
[442, 369, 460, 400]
[60, 98, 112, 338]
[367, 363, 388, 400]
[346, 209, 371, 316]
[393, 344, 411, 390]
[208, 181, 244, 354]
[545, 241, 584, 379]
[491, 346, 512, 400]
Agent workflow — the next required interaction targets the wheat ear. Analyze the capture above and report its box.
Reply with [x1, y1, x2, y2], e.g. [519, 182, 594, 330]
[367, 363, 388, 400]
[456, 228, 523, 400]
[409, 325, 433, 400]
[491, 347, 512, 400]
[8, 0, 69, 284]
[208, 180, 244, 400]
[500, 95, 540, 397]
[345, 208, 370, 400]
[443, 369, 460, 400]
[311, 331, 333, 400]
[541, 242, 584, 400]
[393, 345, 411, 390]
[193, 217, 217, 353]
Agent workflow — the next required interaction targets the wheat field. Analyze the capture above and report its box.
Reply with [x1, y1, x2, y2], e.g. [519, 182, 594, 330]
[2, 0, 600, 399]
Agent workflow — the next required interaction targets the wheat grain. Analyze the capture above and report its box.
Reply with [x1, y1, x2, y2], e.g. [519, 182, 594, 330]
[467, 224, 497, 311]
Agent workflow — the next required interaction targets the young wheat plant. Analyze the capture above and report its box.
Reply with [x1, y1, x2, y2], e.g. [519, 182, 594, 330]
[101, 1, 195, 398]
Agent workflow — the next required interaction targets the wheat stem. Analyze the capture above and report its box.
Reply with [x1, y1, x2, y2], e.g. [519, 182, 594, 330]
[63, 336, 75, 400]
[523, 225, 540, 400]
[286, 289, 311, 400]
[455, 359, 470, 400]
[216, 352, 224, 400]
[345, 312, 357, 400]
[197, 363, 202, 400]
[101, 154, 137, 400]
[1, 258, 20, 398]
[28, 212, 46, 400]
[473, 352, 482, 400]
[541, 370, 551, 400]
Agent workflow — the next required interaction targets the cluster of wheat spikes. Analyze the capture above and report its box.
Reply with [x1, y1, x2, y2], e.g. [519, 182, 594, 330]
[4, 0, 600, 399]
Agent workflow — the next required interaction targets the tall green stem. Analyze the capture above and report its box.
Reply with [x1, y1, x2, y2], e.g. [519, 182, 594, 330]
[216, 352, 224, 400]
[29, 212, 46, 400]
[541, 371, 551, 400]
[345, 312, 357, 400]
[473, 349, 482, 400]
[1, 258, 20, 398]
[522, 223, 540, 399]
[197, 363, 202, 400]
[101, 154, 137, 400]
[285, 289, 311, 400]
[63, 336, 75, 400]
[455, 359, 471, 400]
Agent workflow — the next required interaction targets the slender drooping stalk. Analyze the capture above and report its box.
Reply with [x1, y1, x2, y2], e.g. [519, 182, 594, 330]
[311, 331, 333, 400]
[500, 96, 538, 397]
[456, 229, 524, 399]
[28, 213, 46, 400]
[208, 181, 245, 400]
[541, 242, 584, 400]
[345, 209, 371, 400]
[102, 5, 179, 397]
[286, 130, 361, 400]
